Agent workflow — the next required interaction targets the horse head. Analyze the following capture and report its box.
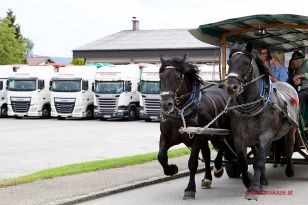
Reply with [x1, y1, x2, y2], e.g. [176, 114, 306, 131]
[226, 44, 254, 97]
[159, 54, 201, 114]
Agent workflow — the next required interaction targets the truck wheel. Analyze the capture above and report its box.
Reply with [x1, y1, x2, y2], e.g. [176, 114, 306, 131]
[0, 105, 8, 117]
[57, 116, 65, 120]
[128, 106, 136, 121]
[145, 118, 151, 122]
[85, 106, 94, 120]
[15, 116, 23, 119]
[225, 161, 241, 178]
[42, 106, 50, 119]
[100, 117, 107, 121]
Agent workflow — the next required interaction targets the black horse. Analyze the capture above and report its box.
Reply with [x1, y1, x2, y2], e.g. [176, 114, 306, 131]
[158, 55, 233, 199]
[226, 44, 299, 200]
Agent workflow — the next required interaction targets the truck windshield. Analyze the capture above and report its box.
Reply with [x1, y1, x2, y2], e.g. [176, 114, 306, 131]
[95, 81, 124, 94]
[8, 79, 36, 91]
[140, 81, 160, 94]
[51, 80, 81, 92]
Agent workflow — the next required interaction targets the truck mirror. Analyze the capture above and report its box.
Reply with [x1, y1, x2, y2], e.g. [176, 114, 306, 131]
[82, 80, 88, 91]
[137, 84, 140, 92]
[38, 80, 45, 90]
[92, 83, 95, 92]
[125, 81, 132, 92]
[49, 81, 52, 91]
[6, 80, 9, 89]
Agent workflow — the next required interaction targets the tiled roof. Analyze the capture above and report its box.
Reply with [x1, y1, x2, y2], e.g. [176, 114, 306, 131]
[74, 29, 217, 51]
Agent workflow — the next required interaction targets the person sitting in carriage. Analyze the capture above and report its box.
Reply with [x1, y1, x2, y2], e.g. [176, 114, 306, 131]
[271, 51, 288, 82]
[289, 51, 308, 116]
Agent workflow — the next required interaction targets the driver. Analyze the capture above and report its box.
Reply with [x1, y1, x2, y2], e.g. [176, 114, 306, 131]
[289, 51, 308, 116]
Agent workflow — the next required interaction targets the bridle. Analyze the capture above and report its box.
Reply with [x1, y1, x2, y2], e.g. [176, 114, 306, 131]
[227, 51, 264, 95]
[160, 65, 186, 106]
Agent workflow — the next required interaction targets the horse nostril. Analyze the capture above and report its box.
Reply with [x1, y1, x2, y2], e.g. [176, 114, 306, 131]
[232, 84, 239, 90]
[168, 102, 173, 108]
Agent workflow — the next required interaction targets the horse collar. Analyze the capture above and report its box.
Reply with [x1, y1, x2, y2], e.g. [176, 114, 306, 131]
[232, 75, 272, 117]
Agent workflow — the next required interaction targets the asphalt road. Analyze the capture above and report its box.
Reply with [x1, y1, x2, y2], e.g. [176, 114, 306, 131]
[0, 118, 182, 179]
[78, 164, 308, 205]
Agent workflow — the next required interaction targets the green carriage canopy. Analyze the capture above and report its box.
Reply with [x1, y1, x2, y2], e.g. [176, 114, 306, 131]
[190, 14, 308, 52]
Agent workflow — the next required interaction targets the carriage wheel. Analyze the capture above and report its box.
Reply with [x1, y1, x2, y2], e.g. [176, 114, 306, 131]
[225, 161, 241, 178]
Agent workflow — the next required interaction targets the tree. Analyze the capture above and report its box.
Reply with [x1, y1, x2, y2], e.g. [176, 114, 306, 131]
[5, 9, 21, 39]
[0, 18, 26, 64]
[0, 9, 34, 64]
[71, 58, 85, 65]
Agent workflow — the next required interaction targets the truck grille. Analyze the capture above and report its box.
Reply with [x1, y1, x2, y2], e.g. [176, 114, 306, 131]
[11, 101, 31, 113]
[97, 98, 117, 113]
[145, 98, 161, 115]
[55, 102, 75, 114]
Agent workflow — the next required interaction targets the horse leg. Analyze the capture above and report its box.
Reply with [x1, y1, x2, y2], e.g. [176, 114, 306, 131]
[237, 150, 251, 189]
[284, 128, 296, 177]
[200, 141, 213, 189]
[234, 140, 251, 189]
[213, 142, 224, 178]
[183, 143, 199, 200]
[157, 134, 178, 176]
[246, 131, 272, 201]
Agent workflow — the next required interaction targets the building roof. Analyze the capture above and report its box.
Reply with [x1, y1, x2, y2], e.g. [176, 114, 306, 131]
[74, 29, 217, 51]
[26, 56, 52, 66]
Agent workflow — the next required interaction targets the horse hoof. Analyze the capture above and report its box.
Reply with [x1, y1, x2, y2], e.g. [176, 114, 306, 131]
[201, 179, 212, 189]
[285, 166, 295, 177]
[164, 164, 178, 176]
[214, 167, 224, 178]
[245, 192, 258, 201]
[183, 191, 195, 200]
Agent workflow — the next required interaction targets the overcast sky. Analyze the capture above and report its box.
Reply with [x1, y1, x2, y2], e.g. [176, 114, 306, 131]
[0, 0, 307, 57]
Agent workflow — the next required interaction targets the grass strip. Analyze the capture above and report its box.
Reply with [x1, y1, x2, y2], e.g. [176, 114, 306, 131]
[0, 147, 190, 188]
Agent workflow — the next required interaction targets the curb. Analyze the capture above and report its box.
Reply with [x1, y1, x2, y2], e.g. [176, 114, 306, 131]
[46, 167, 207, 205]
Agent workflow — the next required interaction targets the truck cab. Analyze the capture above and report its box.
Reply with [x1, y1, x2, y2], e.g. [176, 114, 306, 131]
[93, 64, 141, 120]
[0, 65, 15, 117]
[139, 65, 161, 122]
[7, 66, 54, 118]
[50, 66, 96, 119]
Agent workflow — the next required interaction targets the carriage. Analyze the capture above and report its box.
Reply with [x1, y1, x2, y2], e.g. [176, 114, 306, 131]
[185, 14, 308, 175]
[158, 14, 308, 200]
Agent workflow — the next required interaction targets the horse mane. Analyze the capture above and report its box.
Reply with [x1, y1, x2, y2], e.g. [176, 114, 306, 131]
[160, 56, 203, 85]
[229, 43, 274, 78]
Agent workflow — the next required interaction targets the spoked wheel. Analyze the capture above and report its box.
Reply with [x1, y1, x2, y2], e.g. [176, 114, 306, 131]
[225, 161, 241, 178]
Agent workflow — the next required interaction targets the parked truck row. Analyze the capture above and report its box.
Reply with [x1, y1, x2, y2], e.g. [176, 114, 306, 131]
[0, 63, 220, 121]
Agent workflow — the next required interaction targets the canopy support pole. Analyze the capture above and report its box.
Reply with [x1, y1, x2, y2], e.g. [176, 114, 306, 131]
[221, 34, 227, 80]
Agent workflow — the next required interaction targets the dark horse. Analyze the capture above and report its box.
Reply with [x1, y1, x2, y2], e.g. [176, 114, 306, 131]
[226, 44, 299, 200]
[158, 55, 233, 199]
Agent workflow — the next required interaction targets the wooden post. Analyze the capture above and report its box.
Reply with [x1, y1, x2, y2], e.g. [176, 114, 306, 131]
[221, 34, 227, 80]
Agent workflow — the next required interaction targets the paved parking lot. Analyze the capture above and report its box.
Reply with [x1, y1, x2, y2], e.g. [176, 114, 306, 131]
[0, 118, 182, 179]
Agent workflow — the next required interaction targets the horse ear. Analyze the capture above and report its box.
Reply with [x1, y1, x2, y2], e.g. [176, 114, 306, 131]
[160, 55, 166, 64]
[246, 43, 253, 53]
[181, 54, 187, 63]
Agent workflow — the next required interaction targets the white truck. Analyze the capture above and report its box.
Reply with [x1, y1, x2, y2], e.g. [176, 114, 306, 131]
[139, 65, 161, 122]
[7, 66, 54, 118]
[93, 64, 141, 120]
[50, 66, 96, 120]
[0, 65, 15, 117]
[198, 64, 221, 82]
